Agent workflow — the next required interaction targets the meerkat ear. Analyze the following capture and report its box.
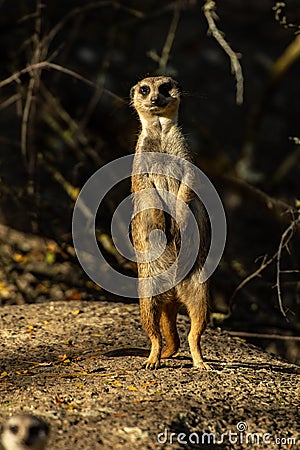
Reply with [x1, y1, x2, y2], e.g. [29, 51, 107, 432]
[130, 86, 135, 101]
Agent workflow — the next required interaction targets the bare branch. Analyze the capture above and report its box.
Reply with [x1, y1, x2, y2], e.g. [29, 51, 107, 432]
[39, 155, 80, 202]
[45, 1, 144, 48]
[0, 61, 126, 104]
[20, 0, 46, 205]
[0, 94, 21, 112]
[229, 216, 300, 320]
[273, 1, 300, 33]
[229, 253, 277, 307]
[276, 217, 300, 318]
[241, 33, 300, 173]
[223, 174, 296, 218]
[227, 331, 300, 341]
[203, 0, 244, 105]
[40, 83, 103, 165]
[158, 0, 182, 73]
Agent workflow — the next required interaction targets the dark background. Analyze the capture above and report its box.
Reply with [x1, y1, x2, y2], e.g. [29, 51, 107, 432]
[0, 0, 299, 362]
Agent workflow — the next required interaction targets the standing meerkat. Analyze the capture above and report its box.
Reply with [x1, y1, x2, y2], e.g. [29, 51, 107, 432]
[130, 76, 210, 370]
[1, 414, 49, 450]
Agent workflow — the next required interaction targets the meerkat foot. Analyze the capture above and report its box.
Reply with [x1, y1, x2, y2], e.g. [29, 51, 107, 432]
[142, 358, 160, 370]
[193, 360, 211, 370]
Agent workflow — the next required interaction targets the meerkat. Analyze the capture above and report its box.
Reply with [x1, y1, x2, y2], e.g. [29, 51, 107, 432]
[1, 414, 49, 450]
[130, 76, 210, 370]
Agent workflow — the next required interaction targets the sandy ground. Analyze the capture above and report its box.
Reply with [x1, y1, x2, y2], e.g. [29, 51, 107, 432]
[0, 300, 299, 449]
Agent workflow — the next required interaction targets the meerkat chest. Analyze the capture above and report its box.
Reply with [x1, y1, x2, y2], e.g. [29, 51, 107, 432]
[133, 125, 190, 196]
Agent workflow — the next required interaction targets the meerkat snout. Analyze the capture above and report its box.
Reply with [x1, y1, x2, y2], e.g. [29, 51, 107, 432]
[1, 415, 49, 450]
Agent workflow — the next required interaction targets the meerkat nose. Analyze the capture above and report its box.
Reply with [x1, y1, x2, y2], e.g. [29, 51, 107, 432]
[150, 96, 159, 105]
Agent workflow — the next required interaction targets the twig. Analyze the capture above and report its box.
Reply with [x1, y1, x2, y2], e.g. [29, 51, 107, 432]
[39, 156, 79, 202]
[272, 144, 300, 185]
[0, 94, 21, 112]
[45, 372, 119, 379]
[241, 33, 300, 176]
[40, 84, 103, 165]
[227, 331, 300, 341]
[20, 0, 44, 178]
[79, 28, 113, 131]
[21, 77, 38, 173]
[203, 0, 244, 105]
[223, 174, 296, 219]
[276, 217, 300, 318]
[229, 216, 300, 319]
[289, 136, 300, 145]
[45, 1, 144, 49]
[273, 1, 300, 33]
[0, 61, 126, 104]
[39, 155, 94, 223]
[158, 0, 182, 73]
[229, 253, 277, 308]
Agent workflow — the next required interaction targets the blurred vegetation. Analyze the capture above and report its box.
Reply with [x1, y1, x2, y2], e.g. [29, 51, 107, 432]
[0, 0, 299, 362]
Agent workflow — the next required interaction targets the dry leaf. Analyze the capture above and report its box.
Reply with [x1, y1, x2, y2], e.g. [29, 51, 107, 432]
[0, 372, 9, 379]
[13, 253, 28, 263]
[0, 282, 11, 298]
[67, 291, 82, 301]
[45, 251, 56, 264]
[54, 393, 66, 404]
[58, 354, 70, 363]
[142, 381, 156, 388]
[86, 280, 102, 290]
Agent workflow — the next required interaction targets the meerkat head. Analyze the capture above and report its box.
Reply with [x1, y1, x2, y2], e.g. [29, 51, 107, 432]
[130, 76, 182, 124]
[1, 415, 49, 450]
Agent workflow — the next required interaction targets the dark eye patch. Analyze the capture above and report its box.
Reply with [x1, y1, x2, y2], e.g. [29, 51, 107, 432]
[158, 82, 172, 97]
[29, 425, 40, 437]
[139, 85, 150, 96]
[9, 425, 19, 435]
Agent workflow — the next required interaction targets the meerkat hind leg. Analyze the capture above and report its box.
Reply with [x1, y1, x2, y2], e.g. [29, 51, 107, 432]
[140, 297, 162, 369]
[188, 312, 210, 370]
[160, 300, 180, 358]
[178, 284, 210, 370]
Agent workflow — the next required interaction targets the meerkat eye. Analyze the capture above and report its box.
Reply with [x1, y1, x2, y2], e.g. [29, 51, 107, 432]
[139, 85, 150, 96]
[29, 425, 40, 436]
[9, 425, 19, 434]
[158, 82, 172, 97]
